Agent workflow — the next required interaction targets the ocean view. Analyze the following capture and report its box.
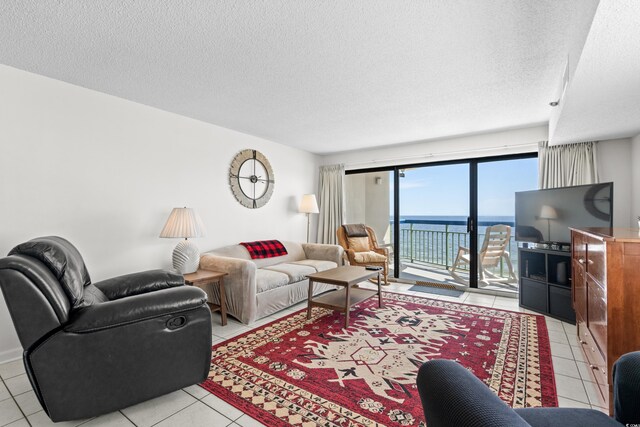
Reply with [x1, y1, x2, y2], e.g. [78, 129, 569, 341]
[389, 215, 518, 271]
[399, 215, 515, 223]
[394, 215, 515, 233]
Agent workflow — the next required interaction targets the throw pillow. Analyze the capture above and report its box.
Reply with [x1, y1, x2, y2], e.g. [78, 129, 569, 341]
[347, 236, 370, 252]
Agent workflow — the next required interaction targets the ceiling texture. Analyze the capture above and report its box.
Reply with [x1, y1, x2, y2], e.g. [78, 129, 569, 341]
[549, 0, 640, 145]
[0, 1, 605, 154]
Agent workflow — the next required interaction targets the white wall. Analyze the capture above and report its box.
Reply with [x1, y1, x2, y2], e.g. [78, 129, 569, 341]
[632, 134, 640, 226]
[364, 172, 392, 245]
[596, 138, 632, 228]
[321, 125, 548, 169]
[0, 65, 320, 362]
[344, 174, 366, 224]
[344, 172, 392, 244]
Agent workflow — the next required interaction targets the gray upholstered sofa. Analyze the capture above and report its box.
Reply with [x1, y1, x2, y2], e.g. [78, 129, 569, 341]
[199, 241, 343, 324]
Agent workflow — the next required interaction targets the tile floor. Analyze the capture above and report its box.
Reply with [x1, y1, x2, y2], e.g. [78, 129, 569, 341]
[0, 282, 608, 426]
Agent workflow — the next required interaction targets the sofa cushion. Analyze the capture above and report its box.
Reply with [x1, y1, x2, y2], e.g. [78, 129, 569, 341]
[252, 242, 306, 269]
[256, 269, 290, 293]
[206, 241, 306, 269]
[353, 251, 387, 263]
[347, 236, 370, 252]
[291, 259, 337, 272]
[264, 263, 316, 283]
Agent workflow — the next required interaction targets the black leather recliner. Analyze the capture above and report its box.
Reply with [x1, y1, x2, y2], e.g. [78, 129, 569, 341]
[417, 352, 640, 426]
[0, 236, 213, 422]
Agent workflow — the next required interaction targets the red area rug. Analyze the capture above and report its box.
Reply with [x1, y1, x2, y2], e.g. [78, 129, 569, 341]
[201, 292, 557, 426]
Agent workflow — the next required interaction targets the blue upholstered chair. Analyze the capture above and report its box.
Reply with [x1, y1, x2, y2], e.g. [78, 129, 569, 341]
[416, 352, 640, 427]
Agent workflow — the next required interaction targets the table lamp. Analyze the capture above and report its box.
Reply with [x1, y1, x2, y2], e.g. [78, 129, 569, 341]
[159, 207, 206, 274]
[539, 205, 558, 242]
[299, 194, 319, 243]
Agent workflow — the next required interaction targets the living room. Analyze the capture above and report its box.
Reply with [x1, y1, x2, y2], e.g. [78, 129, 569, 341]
[1, 1, 640, 426]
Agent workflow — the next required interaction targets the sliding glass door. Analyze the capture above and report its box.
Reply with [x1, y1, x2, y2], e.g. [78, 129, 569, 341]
[397, 164, 471, 284]
[345, 153, 537, 291]
[477, 157, 538, 291]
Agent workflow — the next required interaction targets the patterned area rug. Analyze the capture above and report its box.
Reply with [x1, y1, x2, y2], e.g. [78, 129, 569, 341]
[201, 292, 557, 427]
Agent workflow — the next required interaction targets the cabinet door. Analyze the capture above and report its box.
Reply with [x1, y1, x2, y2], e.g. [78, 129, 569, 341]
[586, 236, 605, 286]
[549, 285, 575, 322]
[572, 231, 587, 310]
[573, 259, 587, 317]
[587, 276, 607, 356]
[520, 279, 547, 312]
[572, 232, 586, 267]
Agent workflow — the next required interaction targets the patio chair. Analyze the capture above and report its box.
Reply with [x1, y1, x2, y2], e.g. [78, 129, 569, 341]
[449, 224, 516, 285]
[337, 224, 389, 284]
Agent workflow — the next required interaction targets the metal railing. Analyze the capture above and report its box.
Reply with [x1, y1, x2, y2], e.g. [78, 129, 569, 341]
[390, 219, 517, 278]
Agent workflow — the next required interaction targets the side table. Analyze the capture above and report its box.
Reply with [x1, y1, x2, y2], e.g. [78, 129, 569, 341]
[183, 269, 228, 326]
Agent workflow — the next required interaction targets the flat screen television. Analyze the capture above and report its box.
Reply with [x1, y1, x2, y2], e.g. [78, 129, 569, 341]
[515, 182, 613, 246]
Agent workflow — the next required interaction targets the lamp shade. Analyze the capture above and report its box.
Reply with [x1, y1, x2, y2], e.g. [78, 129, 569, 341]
[299, 194, 319, 214]
[539, 205, 558, 220]
[159, 207, 206, 238]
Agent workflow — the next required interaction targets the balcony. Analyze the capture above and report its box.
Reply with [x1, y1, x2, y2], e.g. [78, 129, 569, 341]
[388, 218, 519, 293]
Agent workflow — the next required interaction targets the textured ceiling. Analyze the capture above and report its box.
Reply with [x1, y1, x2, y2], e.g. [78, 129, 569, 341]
[0, 1, 599, 154]
[550, 0, 640, 144]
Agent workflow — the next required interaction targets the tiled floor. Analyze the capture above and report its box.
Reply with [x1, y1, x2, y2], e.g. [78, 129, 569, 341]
[392, 262, 519, 294]
[0, 282, 608, 426]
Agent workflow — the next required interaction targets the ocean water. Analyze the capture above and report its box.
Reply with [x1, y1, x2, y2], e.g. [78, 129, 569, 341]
[397, 214, 515, 223]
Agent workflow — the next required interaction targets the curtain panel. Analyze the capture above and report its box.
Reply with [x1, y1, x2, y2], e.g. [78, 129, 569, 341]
[538, 141, 599, 189]
[316, 164, 345, 244]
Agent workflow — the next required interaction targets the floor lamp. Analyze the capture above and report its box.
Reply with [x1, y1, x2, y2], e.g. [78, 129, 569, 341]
[299, 194, 319, 243]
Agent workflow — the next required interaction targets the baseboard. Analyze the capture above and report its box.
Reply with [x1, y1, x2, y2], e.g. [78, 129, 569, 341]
[0, 347, 22, 364]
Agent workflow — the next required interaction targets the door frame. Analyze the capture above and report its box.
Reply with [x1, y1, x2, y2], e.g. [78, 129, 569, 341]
[346, 151, 537, 288]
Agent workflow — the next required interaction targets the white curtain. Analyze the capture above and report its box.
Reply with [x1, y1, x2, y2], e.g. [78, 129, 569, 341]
[316, 164, 345, 244]
[538, 141, 599, 189]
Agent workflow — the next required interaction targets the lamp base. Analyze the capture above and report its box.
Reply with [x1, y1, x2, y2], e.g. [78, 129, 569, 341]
[172, 240, 200, 274]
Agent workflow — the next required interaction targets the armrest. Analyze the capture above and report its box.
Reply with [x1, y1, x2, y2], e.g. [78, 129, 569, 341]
[66, 286, 207, 333]
[345, 248, 358, 264]
[417, 360, 530, 427]
[372, 247, 389, 257]
[199, 254, 257, 324]
[613, 351, 640, 425]
[93, 269, 184, 300]
[302, 243, 344, 265]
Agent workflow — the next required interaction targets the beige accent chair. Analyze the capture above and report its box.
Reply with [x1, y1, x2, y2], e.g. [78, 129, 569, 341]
[449, 224, 517, 285]
[337, 224, 389, 284]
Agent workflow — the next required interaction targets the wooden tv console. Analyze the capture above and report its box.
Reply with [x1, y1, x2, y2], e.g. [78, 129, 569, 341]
[570, 227, 640, 414]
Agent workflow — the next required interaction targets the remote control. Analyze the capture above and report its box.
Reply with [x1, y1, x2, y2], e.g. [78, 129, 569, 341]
[365, 266, 382, 270]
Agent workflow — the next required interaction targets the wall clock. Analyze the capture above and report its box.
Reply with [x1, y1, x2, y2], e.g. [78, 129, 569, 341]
[229, 149, 275, 209]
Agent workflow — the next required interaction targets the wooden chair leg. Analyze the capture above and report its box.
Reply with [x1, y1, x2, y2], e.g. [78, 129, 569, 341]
[449, 248, 469, 284]
[499, 253, 517, 282]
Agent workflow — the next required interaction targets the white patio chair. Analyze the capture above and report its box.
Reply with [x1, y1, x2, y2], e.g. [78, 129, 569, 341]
[449, 224, 517, 285]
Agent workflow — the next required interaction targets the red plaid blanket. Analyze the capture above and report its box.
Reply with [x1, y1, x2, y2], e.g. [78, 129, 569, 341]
[239, 240, 288, 259]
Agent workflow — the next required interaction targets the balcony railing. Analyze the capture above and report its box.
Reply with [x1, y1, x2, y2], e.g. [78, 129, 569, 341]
[390, 219, 517, 278]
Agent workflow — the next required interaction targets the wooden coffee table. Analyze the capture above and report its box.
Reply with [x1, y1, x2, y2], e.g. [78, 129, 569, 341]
[306, 266, 383, 328]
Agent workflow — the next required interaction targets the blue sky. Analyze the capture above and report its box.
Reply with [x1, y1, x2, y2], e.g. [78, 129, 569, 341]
[397, 158, 538, 217]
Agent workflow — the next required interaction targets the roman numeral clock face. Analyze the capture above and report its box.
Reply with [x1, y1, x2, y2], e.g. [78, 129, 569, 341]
[229, 149, 275, 209]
